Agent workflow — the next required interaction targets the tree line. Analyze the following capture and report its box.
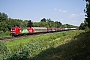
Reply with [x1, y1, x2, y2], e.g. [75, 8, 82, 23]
[0, 12, 29, 32]
[0, 12, 78, 33]
[33, 18, 78, 28]
[79, 0, 90, 30]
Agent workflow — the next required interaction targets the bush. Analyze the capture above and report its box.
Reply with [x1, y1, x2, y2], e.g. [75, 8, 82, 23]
[7, 47, 30, 60]
[5, 31, 10, 36]
[0, 31, 4, 35]
[0, 31, 4, 37]
[0, 42, 10, 60]
[0, 31, 10, 38]
[85, 27, 90, 32]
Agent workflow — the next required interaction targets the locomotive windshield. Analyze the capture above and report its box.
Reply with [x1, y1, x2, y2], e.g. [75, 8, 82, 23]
[11, 28, 15, 30]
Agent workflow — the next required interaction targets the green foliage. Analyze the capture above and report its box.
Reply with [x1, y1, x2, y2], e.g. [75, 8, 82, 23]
[0, 12, 78, 38]
[79, 20, 88, 30]
[7, 49, 30, 60]
[31, 31, 90, 60]
[5, 31, 10, 36]
[63, 24, 78, 28]
[55, 21, 62, 28]
[84, 0, 90, 28]
[79, 23, 86, 30]
[40, 18, 46, 22]
[79, 19, 90, 31]
[40, 22, 49, 27]
[4, 30, 82, 60]
[0, 12, 28, 32]
[27, 20, 33, 27]
[33, 22, 40, 27]
[0, 31, 4, 35]
[0, 31, 4, 38]
[0, 42, 10, 60]
[0, 21, 9, 32]
[0, 12, 29, 37]
[0, 31, 11, 38]
[47, 18, 55, 27]
[85, 26, 90, 32]
[0, 12, 8, 22]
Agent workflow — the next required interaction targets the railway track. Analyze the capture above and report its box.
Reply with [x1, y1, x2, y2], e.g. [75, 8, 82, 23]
[0, 30, 73, 41]
[0, 32, 55, 41]
[0, 37, 12, 41]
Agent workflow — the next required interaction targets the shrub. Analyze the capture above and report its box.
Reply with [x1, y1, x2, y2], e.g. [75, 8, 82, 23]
[0, 42, 10, 60]
[85, 26, 90, 32]
[0, 31, 4, 37]
[7, 50, 30, 60]
[5, 31, 10, 36]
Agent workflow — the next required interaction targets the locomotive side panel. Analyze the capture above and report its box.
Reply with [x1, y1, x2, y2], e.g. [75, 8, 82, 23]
[10, 27, 22, 36]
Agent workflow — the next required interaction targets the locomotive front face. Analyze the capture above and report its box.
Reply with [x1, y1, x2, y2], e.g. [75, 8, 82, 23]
[10, 27, 21, 36]
[11, 28, 15, 33]
[10, 28, 16, 36]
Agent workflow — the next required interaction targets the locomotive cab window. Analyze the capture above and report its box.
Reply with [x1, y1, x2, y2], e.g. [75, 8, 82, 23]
[11, 28, 15, 30]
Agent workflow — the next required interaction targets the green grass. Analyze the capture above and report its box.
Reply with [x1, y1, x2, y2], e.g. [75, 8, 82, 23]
[5, 31, 80, 52]
[0, 31, 11, 38]
[2, 30, 89, 60]
[4, 31, 82, 56]
[30, 31, 90, 60]
[0, 35, 11, 38]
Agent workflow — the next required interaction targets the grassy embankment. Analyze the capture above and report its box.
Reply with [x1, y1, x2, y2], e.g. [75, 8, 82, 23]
[30, 30, 90, 60]
[5, 30, 81, 53]
[1, 30, 90, 60]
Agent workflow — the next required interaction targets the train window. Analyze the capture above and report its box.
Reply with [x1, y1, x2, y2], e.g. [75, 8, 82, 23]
[11, 28, 15, 30]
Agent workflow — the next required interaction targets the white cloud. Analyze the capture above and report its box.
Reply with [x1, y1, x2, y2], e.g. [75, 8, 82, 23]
[59, 10, 62, 12]
[69, 14, 79, 18]
[54, 8, 57, 10]
[72, 14, 76, 16]
[69, 13, 84, 18]
[63, 11, 66, 12]
[60, 19, 63, 20]
[59, 10, 67, 12]
[72, 21, 78, 23]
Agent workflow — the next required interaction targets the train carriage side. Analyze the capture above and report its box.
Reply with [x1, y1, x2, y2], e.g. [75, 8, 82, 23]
[47, 28, 52, 32]
[33, 27, 47, 33]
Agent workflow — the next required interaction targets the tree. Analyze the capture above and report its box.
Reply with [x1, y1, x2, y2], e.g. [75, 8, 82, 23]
[40, 18, 46, 22]
[27, 20, 33, 27]
[0, 12, 8, 22]
[55, 21, 62, 28]
[79, 23, 86, 30]
[46, 18, 54, 27]
[79, 19, 88, 30]
[0, 21, 8, 32]
[84, 0, 90, 28]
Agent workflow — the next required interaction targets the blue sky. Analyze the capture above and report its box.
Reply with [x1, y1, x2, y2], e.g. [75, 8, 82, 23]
[0, 0, 86, 26]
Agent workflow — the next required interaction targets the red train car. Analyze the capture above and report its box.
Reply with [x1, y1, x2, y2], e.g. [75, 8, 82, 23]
[10, 27, 21, 36]
[10, 27, 34, 36]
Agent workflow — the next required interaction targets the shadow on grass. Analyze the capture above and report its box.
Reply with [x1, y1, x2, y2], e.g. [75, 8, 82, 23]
[30, 31, 90, 60]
